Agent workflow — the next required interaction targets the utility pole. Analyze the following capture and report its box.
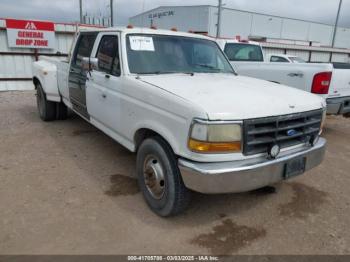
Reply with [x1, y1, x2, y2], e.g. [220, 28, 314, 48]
[332, 0, 343, 47]
[216, 0, 223, 38]
[110, 0, 114, 27]
[79, 0, 83, 24]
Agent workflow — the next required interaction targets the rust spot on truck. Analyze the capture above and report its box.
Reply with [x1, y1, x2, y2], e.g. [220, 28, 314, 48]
[190, 219, 266, 255]
[279, 182, 328, 219]
[105, 174, 140, 196]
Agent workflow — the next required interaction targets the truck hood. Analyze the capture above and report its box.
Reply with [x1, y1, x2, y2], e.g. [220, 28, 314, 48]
[139, 74, 325, 120]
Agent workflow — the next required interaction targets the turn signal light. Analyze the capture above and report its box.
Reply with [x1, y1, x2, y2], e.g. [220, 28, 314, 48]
[312, 72, 332, 94]
[188, 139, 241, 153]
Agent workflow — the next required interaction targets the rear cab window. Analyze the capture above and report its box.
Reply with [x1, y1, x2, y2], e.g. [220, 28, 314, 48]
[224, 43, 264, 62]
[96, 35, 121, 76]
[270, 56, 289, 63]
[72, 33, 98, 69]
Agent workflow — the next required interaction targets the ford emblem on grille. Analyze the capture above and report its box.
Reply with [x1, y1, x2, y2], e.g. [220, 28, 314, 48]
[287, 129, 297, 136]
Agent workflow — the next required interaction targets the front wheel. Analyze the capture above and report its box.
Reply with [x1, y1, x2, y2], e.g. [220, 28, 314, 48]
[136, 137, 191, 217]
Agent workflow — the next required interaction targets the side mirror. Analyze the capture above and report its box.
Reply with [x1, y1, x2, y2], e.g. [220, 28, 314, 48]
[82, 57, 99, 71]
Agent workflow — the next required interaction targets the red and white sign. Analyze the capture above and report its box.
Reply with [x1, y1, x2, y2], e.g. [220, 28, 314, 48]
[6, 19, 55, 49]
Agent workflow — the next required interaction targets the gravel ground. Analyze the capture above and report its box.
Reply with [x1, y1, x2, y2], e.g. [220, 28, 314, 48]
[0, 91, 349, 255]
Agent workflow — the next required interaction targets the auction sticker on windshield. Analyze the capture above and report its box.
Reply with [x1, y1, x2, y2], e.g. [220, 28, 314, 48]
[130, 36, 155, 51]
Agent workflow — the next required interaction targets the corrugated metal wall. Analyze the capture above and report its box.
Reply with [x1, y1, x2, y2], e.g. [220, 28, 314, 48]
[130, 6, 350, 50]
[0, 20, 82, 91]
[207, 6, 347, 49]
[129, 6, 210, 33]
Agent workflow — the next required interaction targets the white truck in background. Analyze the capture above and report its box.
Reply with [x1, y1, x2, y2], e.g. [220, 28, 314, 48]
[217, 39, 350, 117]
[266, 54, 350, 116]
[32, 27, 327, 217]
[327, 63, 350, 116]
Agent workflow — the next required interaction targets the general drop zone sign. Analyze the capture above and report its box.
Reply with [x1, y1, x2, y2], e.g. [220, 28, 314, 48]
[6, 19, 55, 49]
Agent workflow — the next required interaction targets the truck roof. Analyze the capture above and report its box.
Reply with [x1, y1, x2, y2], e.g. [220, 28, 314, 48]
[80, 26, 212, 40]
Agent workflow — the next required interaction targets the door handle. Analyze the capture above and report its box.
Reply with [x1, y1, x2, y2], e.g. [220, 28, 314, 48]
[288, 72, 304, 78]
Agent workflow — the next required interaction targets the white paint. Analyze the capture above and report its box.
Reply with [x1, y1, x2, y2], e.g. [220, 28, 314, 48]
[217, 39, 333, 96]
[32, 27, 327, 163]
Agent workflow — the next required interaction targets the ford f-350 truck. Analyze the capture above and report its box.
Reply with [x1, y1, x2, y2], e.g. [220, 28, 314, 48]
[32, 27, 327, 217]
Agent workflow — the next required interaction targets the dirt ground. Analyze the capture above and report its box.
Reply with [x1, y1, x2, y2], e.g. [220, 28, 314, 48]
[0, 91, 349, 255]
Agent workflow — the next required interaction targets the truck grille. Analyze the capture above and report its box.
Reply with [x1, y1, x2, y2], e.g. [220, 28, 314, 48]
[243, 110, 323, 156]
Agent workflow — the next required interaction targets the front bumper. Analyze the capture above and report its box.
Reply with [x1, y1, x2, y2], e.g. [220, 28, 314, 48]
[178, 138, 326, 194]
[327, 96, 350, 115]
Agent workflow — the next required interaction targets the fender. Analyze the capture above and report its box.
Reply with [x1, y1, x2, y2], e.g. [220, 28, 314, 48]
[132, 120, 186, 155]
[32, 60, 61, 102]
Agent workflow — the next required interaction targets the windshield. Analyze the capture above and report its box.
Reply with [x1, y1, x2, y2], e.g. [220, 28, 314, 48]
[289, 57, 306, 63]
[224, 43, 264, 62]
[126, 34, 235, 75]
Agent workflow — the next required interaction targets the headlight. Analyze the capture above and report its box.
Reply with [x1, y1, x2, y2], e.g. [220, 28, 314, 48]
[188, 120, 242, 153]
[320, 108, 327, 135]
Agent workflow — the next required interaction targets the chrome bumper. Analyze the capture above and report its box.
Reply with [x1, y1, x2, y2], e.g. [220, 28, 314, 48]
[327, 96, 350, 115]
[178, 138, 326, 194]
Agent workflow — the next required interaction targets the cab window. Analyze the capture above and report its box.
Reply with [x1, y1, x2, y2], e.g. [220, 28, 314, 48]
[96, 35, 120, 76]
[270, 56, 289, 63]
[224, 43, 264, 62]
[73, 33, 98, 68]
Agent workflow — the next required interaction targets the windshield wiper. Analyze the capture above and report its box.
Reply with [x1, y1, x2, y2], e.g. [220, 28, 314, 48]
[194, 64, 223, 72]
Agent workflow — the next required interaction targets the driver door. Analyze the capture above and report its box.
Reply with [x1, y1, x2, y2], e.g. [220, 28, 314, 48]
[68, 32, 98, 119]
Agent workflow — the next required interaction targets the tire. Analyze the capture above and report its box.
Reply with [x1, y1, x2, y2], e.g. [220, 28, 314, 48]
[36, 83, 56, 122]
[344, 113, 350, 118]
[56, 102, 68, 120]
[136, 136, 191, 217]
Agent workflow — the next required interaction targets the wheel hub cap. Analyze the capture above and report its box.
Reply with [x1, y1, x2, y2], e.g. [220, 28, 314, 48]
[143, 156, 165, 200]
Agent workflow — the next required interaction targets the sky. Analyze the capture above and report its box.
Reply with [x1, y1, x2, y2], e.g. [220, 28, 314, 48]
[0, 0, 349, 28]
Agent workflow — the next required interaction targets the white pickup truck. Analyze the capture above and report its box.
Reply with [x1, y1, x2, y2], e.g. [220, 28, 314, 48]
[327, 63, 350, 116]
[266, 54, 350, 116]
[32, 27, 327, 217]
[217, 39, 350, 116]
